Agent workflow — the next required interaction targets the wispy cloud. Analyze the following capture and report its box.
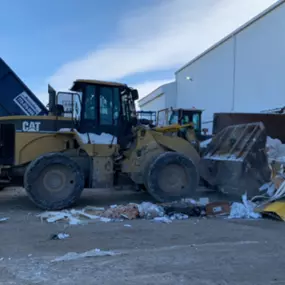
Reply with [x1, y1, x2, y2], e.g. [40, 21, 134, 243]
[43, 0, 277, 98]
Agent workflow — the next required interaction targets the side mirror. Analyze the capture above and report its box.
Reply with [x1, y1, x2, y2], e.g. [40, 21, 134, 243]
[131, 89, 139, 100]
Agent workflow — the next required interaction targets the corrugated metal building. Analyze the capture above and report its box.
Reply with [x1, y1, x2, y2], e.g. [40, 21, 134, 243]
[176, 0, 285, 132]
[138, 81, 176, 111]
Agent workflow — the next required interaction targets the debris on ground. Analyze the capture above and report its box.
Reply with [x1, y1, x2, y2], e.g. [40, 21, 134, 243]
[153, 217, 172, 224]
[103, 203, 139, 220]
[37, 200, 206, 225]
[163, 200, 205, 217]
[38, 193, 285, 223]
[229, 194, 261, 219]
[248, 136, 285, 221]
[199, 197, 210, 206]
[0, 217, 9, 222]
[99, 217, 113, 223]
[266, 136, 285, 163]
[51, 248, 119, 262]
[50, 233, 70, 240]
[170, 213, 189, 220]
[138, 202, 164, 219]
[206, 201, 231, 216]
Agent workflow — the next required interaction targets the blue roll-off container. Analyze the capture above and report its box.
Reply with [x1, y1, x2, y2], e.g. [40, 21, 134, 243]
[0, 58, 48, 116]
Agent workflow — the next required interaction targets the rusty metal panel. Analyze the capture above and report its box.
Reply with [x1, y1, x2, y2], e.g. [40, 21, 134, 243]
[213, 112, 285, 142]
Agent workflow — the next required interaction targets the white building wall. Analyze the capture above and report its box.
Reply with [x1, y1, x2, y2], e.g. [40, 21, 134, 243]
[175, 0, 285, 132]
[138, 82, 176, 111]
[176, 39, 235, 131]
[234, 2, 285, 112]
[164, 82, 177, 109]
[140, 94, 165, 111]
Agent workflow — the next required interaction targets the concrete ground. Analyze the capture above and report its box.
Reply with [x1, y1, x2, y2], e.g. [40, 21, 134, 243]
[0, 187, 284, 285]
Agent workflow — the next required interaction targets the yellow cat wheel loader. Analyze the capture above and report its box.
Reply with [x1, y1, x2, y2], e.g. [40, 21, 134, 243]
[0, 77, 201, 210]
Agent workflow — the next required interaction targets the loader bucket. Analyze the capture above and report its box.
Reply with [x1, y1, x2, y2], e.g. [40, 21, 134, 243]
[199, 122, 271, 197]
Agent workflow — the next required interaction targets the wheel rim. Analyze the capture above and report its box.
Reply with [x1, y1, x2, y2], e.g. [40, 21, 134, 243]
[43, 169, 67, 192]
[157, 163, 189, 194]
[35, 164, 76, 200]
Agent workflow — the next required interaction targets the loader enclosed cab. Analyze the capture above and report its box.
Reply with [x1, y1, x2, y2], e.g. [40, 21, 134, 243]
[156, 108, 209, 150]
[49, 79, 138, 147]
[157, 108, 202, 131]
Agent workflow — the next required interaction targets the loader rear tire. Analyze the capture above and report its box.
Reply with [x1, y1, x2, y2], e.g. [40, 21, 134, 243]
[24, 153, 85, 210]
[145, 152, 199, 202]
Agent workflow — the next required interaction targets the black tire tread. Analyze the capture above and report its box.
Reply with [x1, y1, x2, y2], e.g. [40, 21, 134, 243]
[24, 152, 84, 210]
[145, 151, 199, 202]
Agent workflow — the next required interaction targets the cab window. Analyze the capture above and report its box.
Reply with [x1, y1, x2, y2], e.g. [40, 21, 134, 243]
[99, 86, 120, 125]
[84, 85, 96, 120]
[169, 111, 178, 125]
[192, 113, 200, 131]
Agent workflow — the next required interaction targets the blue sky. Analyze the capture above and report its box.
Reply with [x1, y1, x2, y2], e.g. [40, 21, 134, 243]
[0, 0, 276, 103]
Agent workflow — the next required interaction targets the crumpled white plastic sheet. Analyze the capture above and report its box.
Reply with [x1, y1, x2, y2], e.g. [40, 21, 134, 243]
[229, 194, 261, 219]
[266, 136, 285, 163]
[0, 217, 9, 222]
[170, 213, 189, 220]
[51, 248, 119, 262]
[138, 202, 165, 219]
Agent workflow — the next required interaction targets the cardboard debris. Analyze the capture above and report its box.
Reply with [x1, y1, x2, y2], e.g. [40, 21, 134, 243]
[103, 203, 139, 220]
[206, 201, 231, 216]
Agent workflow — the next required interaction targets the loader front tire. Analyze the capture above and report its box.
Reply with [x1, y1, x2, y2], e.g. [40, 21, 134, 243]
[145, 152, 199, 202]
[24, 153, 85, 210]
